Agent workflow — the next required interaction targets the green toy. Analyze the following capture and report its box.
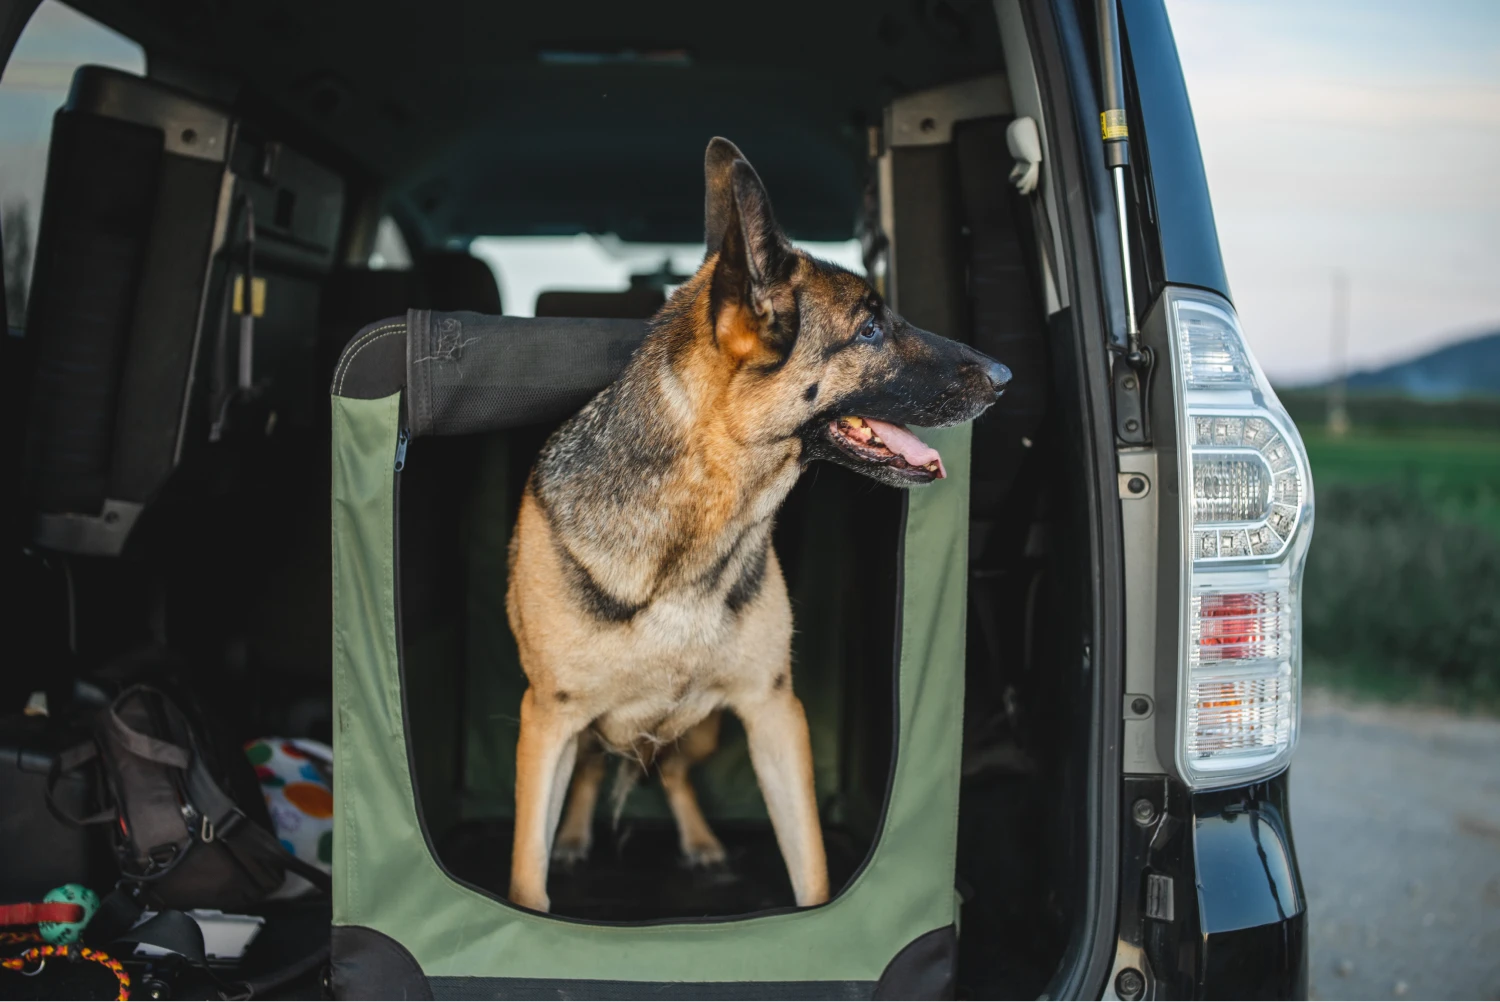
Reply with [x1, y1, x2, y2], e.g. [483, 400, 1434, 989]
[37, 884, 99, 945]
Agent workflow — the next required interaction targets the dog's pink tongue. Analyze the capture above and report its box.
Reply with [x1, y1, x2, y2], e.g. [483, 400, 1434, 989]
[865, 418, 946, 479]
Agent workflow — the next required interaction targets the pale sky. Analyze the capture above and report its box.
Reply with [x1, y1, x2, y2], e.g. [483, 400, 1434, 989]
[1164, 0, 1500, 383]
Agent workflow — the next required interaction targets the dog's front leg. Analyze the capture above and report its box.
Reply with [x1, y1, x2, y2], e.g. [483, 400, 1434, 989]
[510, 686, 581, 912]
[737, 685, 829, 906]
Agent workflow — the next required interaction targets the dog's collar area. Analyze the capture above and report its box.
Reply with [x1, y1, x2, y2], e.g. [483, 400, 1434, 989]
[829, 416, 945, 480]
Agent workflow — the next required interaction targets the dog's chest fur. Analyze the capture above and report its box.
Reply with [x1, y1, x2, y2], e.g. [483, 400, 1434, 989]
[513, 365, 801, 752]
[546, 508, 790, 754]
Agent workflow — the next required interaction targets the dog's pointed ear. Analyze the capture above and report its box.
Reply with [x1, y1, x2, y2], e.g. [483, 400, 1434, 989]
[706, 142, 795, 363]
[704, 136, 745, 252]
[705, 138, 790, 289]
[725, 159, 790, 291]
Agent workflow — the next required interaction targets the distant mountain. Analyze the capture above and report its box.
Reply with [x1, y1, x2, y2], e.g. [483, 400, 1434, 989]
[1340, 331, 1500, 399]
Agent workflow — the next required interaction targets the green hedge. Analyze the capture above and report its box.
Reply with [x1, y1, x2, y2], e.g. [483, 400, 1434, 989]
[1302, 481, 1500, 703]
[1280, 392, 1500, 703]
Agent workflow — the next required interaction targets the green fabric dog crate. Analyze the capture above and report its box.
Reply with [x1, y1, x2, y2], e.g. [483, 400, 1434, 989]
[329, 310, 974, 999]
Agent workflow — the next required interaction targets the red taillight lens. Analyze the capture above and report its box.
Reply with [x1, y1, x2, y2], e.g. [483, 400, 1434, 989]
[1190, 590, 1289, 666]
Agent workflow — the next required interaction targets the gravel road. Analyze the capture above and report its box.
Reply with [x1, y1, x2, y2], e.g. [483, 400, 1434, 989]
[1293, 690, 1500, 1000]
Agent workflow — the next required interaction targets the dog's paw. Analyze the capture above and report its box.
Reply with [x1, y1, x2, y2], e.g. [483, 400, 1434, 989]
[551, 837, 592, 867]
[681, 838, 728, 868]
[508, 885, 550, 913]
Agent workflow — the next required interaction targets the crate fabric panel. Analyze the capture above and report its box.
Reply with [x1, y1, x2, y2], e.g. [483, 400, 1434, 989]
[329, 313, 970, 995]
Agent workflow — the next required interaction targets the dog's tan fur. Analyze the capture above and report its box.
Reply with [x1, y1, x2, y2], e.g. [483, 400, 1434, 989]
[504, 362, 823, 910]
[505, 139, 1006, 913]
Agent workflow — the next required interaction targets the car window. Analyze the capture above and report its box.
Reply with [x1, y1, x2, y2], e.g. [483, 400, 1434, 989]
[367, 215, 413, 270]
[469, 234, 863, 318]
[0, 0, 144, 329]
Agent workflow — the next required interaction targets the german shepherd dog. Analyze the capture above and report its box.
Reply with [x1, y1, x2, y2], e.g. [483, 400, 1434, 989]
[506, 138, 1010, 912]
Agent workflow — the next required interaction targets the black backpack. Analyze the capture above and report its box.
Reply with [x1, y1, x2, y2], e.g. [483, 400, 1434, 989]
[47, 682, 330, 994]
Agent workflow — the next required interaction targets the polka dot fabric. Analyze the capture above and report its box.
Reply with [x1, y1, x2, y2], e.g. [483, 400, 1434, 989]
[244, 737, 334, 896]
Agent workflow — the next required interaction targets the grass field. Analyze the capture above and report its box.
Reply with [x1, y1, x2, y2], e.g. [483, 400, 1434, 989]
[1288, 397, 1500, 709]
[1301, 428, 1500, 536]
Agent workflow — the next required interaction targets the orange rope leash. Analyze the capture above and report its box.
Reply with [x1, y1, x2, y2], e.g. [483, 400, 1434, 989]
[2, 943, 131, 1001]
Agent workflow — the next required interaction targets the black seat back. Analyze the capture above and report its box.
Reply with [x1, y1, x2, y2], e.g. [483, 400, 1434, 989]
[424, 250, 502, 314]
[22, 66, 345, 557]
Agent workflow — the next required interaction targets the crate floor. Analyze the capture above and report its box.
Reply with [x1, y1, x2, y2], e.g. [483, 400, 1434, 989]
[437, 819, 868, 921]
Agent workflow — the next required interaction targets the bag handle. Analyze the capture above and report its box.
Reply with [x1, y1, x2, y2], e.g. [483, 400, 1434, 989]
[44, 741, 115, 827]
[46, 683, 191, 829]
[105, 687, 192, 769]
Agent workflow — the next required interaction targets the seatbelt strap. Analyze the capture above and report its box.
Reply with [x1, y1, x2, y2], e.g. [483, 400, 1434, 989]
[210, 194, 260, 441]
[219, 811, 332, 893]
[237, 200, 257, 391]
[111, 909, 208, 966]
[85, 887, 145, 947]
[234, 942, 331, 1000]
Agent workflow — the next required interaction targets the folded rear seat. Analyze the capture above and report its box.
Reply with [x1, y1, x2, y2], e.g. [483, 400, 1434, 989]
[22, 66, 344, 557]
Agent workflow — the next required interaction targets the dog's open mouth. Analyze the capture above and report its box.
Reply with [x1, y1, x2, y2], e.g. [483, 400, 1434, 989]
[827, 416, 946, 482]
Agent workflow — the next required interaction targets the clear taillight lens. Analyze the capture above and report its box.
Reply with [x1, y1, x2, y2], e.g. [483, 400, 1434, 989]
[1167, 290, 1314, 788]
[1185, 586, 1295, 768]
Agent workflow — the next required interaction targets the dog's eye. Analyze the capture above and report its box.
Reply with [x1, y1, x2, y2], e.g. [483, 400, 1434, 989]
[856, 319, 883, 344]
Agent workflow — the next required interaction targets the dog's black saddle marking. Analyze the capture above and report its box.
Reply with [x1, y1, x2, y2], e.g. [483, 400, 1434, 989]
[555, 541, 646, 623]
[694, 516, 770, 595]
[725, 542, 768, 616]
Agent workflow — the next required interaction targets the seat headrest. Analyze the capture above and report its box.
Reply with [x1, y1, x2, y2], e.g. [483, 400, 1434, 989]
[424, 251, 503, 315]
[319, 268, 431, 381]
[322, 268, 430, 329]
[534, 285, 666, 320]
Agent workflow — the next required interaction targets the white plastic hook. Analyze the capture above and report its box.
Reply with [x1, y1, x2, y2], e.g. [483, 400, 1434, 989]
[1007, 117, 1043, 195]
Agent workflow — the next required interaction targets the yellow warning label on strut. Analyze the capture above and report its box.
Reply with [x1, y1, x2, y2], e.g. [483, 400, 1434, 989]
[1101, 109, 1129, 141]
[233, 275, 267, 317]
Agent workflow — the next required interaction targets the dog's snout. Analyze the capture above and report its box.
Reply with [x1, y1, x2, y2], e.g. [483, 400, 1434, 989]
[952, 342, 1011, 395]
[983, 359, 1012, 393]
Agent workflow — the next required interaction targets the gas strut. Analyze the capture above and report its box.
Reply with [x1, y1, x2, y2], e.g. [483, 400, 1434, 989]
[1096, 0, 1142, 362]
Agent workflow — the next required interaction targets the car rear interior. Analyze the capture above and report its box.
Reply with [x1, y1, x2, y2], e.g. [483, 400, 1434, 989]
[3, 0, 1108, 996]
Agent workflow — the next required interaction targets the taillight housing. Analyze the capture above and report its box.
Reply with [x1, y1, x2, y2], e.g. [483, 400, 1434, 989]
[1165, 289, 1314, 788]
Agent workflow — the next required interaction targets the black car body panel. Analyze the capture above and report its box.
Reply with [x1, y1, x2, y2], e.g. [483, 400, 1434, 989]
[1191, 777, 1309, 999]
[1119, 774, 1307, 999]
[1098, 1, 1307, 997]
[1118, 0, 1231, 302]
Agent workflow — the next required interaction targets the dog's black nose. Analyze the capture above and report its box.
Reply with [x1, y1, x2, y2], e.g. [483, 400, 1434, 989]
[985, 360, 1012, 392]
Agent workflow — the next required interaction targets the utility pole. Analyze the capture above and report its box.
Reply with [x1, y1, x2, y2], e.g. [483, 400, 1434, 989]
[1327, 269, 1350, 437]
